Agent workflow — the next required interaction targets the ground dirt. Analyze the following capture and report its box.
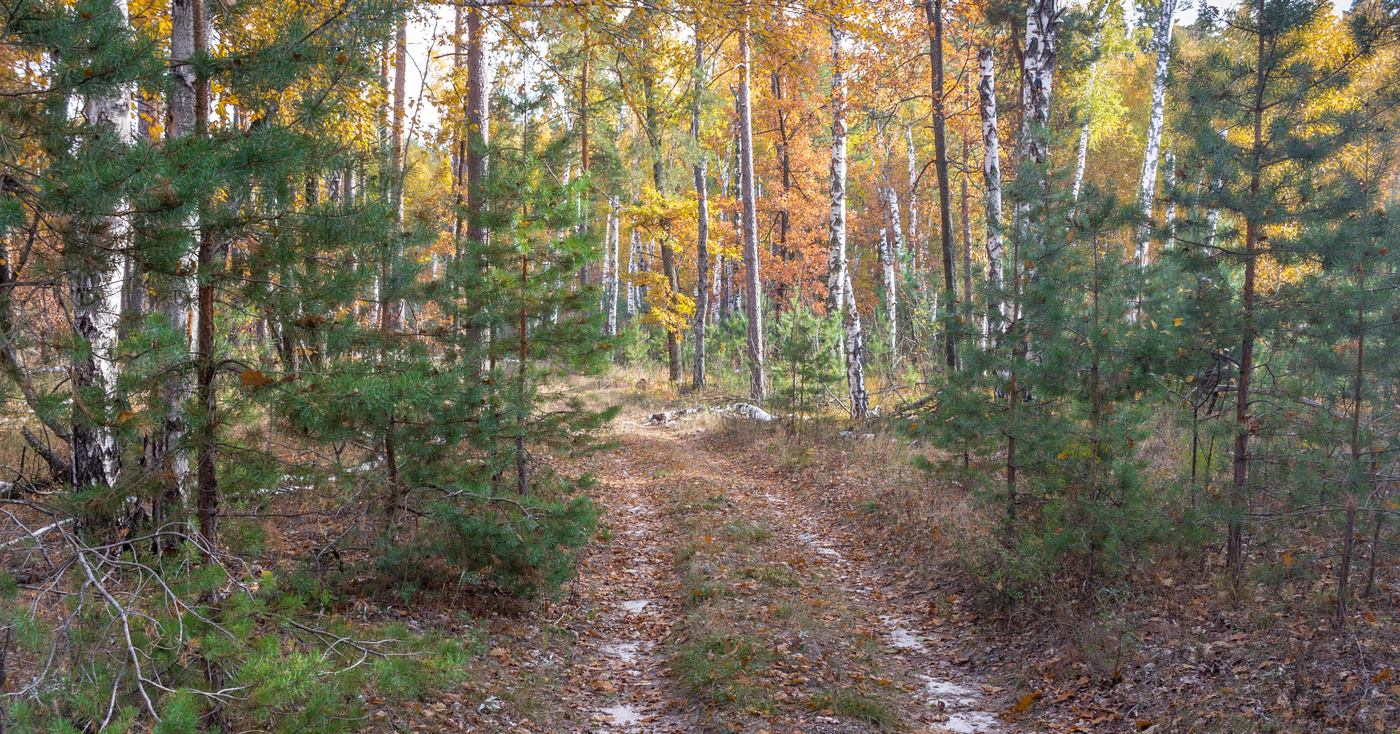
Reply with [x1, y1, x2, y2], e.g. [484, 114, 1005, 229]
[445, 401, 1016, 734]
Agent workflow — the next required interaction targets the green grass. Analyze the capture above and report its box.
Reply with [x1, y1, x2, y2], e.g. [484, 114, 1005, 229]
[809, 687, 901, 729]
[671, 632, 775, 712]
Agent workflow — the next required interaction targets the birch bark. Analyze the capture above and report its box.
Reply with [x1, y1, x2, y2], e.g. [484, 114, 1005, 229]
[978, 48, 1004, 341]
[1134, 0, 1178, 265]
[738, 16, 765, 399]
[825, 25, 848, 317]
[71, 0, 134, 494]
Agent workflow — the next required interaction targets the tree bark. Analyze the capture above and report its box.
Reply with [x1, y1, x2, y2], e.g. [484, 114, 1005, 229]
[1228, 1, 1267, 576]
[1134, 0, 1178, 265]
[1019, 0, 1060, 169]
[844, 270, 867, 419]
[878, 187, 898, 359]
[641, 46, 681, 385]
[738, 17, 765, 399]
[147, 0, 203, 540]
[978, 48, 1004, 344]
[71, 0, 135, 496]
[1072, 0, 1111, 202]
[926, 0, 957, 369]
[825, 25, 848, 317]
[691, 23, 709, 390]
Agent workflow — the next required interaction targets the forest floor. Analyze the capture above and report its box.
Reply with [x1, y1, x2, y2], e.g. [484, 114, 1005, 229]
[426, 394, 1017, 734]
[375, 381, 1399, 734]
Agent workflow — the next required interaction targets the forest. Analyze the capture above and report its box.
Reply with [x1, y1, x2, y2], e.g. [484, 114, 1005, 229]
[2, 0, 1400, 730]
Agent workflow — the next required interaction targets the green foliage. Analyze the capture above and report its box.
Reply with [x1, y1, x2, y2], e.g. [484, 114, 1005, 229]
[771, 302, 843, 418]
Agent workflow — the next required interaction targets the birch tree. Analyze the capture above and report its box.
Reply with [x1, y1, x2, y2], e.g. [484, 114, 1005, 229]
[692, 22, 709, 389]
[738, 13, 765, 399]
[1134, 0, 1179, 265]
[146, 0, 203, 532]
[70, 0, 135, 497]
[825, 25, 848, 317]
[1072, 0, 1112, 202]
[978, 48, 1004, 342]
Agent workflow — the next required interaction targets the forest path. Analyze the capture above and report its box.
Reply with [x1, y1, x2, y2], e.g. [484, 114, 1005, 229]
[561, 408, 1017, 734]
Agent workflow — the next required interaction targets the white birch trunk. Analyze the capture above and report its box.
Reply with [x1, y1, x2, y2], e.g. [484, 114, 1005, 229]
[627, 228, 639, 317]
[72, 0, 134, 492]
[146, 0, 199, 510]
[1072, 0, 1111, 202]
[825, 25, 849, 317]
[1163, 150, 1177, 245]
[1019, 0, 1061, 169]
[738, 18, 765, 399]
[1134, 0, 1178, 265]
[979, 48, 1004, 345]
[843, 269, 867, 419]
[878, 205, 897, 357]
[905, 125, 918, 256]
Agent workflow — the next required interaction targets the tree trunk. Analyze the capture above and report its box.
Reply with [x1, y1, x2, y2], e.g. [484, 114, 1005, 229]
[606, 198, 620, 337]
[905, 125, 919, 257]
[642, 54, 681, 385]
[961, 135, 972, 308]
[844, 270, 867, 419]
[627, 228, 639, 318]
[877, 190, 897, 359]
[926, 0, 957, 369]
[1134, 0, 1178, 265]
[1019, 0, 1060, 168]
[1229, 5, 1266, 576]
[825, 25, 848, 317]
[738, 18, 765, 400]
[1072, 0, 1111, 202]
[147, 0, 201, 536]
[691, 24, 709, 390]
[466, 7, 489, 248]
[1162, 150, 1177, 244]
[978, 48, 1004, 345]
[71, 0, 135, 497]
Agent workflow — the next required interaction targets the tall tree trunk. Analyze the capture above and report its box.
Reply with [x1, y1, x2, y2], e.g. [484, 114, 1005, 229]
[844, 270, 867, 419]
[1162, 150, 1177, 244]
[738, 17, 765, 399]
[961, 134, 972, 308]
[627, 228, 639, 318]
[1018, 0, 1061, 169]
[642, 49, 681, 385]
[978, 48, 1004, 344]
[606, 198, 620, 337]
[691, 23, 709, 390]
[877, 189, 897, 359]
[906, 125, 919, 256]
[1071, 0, 1111, 202]
[1228, 2, 1266, 576]
[926, 0, 957, 369]
[387, 14, 407, 331]
[71, 0, 135, 497]
[825, 25, 848, 317]
[452, 6, 466, 246]
[1134, 0, 1178, 265]
[466, 7, 489, 248]
[148, 0, 202, 536]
